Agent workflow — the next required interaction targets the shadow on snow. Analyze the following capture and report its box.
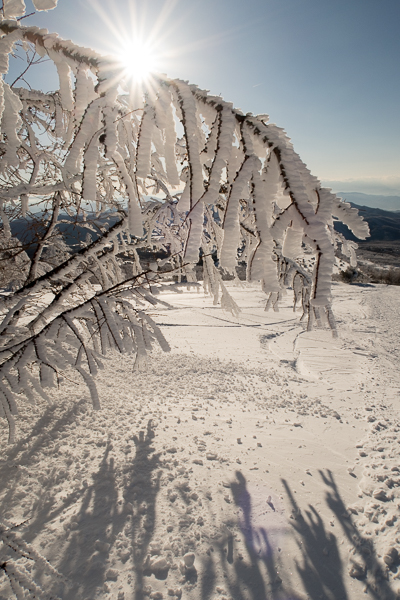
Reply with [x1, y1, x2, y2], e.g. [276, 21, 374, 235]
[0, 413, 397, 600]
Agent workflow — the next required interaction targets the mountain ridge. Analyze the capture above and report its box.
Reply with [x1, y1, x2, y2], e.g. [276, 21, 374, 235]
[334, 202, 400, 242]
[336, 191, 400, 212]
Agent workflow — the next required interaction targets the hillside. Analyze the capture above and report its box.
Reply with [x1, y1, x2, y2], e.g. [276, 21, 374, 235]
[334, 203, 400, 242]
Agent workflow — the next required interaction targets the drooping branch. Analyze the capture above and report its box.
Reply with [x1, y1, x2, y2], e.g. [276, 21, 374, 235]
[0, 17, 371, 442]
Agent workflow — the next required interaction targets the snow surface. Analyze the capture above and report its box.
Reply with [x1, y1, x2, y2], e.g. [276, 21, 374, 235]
[1, 282, 400, 600]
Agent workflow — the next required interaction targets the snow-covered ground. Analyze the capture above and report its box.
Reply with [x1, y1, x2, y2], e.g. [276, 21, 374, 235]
[1, 281, 400, 600]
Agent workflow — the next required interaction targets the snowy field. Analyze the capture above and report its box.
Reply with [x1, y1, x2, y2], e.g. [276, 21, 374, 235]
[1, 281, 400, 600]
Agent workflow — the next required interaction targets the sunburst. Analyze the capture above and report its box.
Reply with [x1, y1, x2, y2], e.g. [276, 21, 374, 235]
[117, 40, 158, 83]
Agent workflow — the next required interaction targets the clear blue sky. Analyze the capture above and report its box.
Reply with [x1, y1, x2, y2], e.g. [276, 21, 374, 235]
[12, 0, 400, 196]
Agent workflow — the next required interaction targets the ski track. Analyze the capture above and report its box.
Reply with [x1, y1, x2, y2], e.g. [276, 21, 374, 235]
[1, 283, 400, 600]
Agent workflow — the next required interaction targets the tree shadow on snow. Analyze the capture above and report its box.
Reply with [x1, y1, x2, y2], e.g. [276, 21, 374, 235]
[0, 415, 161, 600]
[199, 471, 304, 600]
[320, 469, 396, 600]
[199, 470, 396, 600]
[282, 470, 396, 600]
[124, 420, 162, 600]
[0, 399, 88, 498]
[51, 438, 125, 599]
[282, 477, 350, 600]
[0, 399, 90, 544]
[2, 414, 396, 600]
[52, 418, 162, 600]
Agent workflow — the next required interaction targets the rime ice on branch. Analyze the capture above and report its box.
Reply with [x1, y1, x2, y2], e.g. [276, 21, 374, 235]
[0, 16, 369, 440]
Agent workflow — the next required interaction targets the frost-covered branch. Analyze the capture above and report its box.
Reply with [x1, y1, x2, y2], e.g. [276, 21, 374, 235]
[0, 519, 62, 599]
[0, 267, 174, 443]
[0, 15, 370, 440]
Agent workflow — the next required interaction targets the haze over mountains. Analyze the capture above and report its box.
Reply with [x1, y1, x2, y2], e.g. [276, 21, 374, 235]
[337, 192, 400, 212]
[8, 193, 400, 254]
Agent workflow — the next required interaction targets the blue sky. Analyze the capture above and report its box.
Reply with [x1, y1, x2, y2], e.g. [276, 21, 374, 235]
[11, 0, 400, 197]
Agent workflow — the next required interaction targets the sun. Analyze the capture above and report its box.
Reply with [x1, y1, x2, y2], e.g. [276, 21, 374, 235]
[118, 40, 157, 83]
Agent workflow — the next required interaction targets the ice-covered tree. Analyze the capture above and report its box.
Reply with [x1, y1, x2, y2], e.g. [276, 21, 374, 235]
[0, 0, 369, 442]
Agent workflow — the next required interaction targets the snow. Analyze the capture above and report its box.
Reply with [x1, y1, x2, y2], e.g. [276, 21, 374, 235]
[1, 84, 23, 169]
[1, 282, 400, 599]
[32, 0, 58, 10]
[2, 0, 25, 19]
[47, 49, 74, 112]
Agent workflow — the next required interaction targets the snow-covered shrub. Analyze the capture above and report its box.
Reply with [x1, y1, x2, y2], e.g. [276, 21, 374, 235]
[0, 3, 370, 441]
[339, 267, 358, 284]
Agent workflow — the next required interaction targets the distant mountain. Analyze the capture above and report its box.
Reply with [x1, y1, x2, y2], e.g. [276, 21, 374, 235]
[8, 200, 400, 252]
[337, 192, 400, 212]
[334, 203, 400, 242]
[10, 213, 120, 257]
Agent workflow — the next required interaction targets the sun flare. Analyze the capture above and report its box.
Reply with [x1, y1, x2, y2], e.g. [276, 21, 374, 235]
[118, 41, 157, 83]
